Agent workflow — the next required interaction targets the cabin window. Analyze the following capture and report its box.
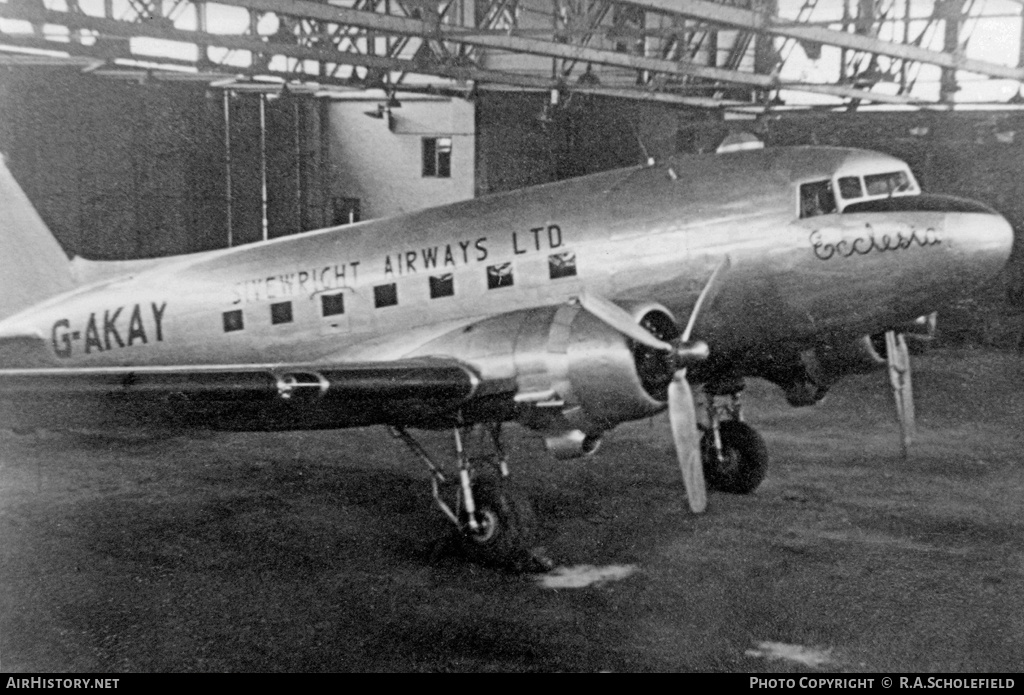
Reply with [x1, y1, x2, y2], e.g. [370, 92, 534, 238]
[429, 274, 454, 298]
[374, 283, 398, 308]
[548, 252, 577, 279]
[487, 263, 514, 289]
[321, 293, 345, 316]
[422, 137, 452, 178]
[838, 176, 864, 200]
[799, 180, 837, 218]
[222, 309, 244, 333]
[865, 170, 914, 196]
[270, 301, 293, 325]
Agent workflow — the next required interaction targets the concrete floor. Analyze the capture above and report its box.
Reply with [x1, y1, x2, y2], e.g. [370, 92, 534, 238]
[2, 348, 1023, 672]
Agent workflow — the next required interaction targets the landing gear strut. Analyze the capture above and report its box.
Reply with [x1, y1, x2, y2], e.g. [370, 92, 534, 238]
[701, 390, 769, 494]
[392, 423, 552, 572]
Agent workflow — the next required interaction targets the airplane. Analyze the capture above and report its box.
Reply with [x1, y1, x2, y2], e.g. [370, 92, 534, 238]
[0, 139, 1015, 571]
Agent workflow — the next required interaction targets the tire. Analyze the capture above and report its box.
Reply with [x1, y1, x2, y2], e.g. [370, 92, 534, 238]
[700, 421, 769, 494]
[458, 476, 539, 571]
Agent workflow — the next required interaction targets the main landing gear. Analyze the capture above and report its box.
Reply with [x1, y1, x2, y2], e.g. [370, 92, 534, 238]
[392, 423, 553, 572]
[700, 389, 769, 494]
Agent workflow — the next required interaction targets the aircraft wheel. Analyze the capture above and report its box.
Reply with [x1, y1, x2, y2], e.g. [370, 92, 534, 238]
[700, 421, 769, 494]
[459, 476, 543, 572]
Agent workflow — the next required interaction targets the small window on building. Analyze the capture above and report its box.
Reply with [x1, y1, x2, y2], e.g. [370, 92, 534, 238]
[487, 263, 514, 289]
[223, 309, 244, 333]
[321, 293, 345, 316]
[429, 274, 454, 298]
[799, 180, 838, 218]
[422, 137, 452, 178]
[270, 301, 293, 325]
[838, 176, 864, 200]
[374, 283, 398, 308]
[548, 251, 577, 279]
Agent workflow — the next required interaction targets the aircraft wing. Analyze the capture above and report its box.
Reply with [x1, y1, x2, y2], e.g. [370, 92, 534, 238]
[0, 336, 508, 431]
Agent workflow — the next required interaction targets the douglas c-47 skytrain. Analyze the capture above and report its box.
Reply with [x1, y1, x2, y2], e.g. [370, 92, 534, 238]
[0, 140, 1015, 570]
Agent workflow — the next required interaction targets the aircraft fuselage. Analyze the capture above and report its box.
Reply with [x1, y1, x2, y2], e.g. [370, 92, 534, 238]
[0, 146, 1014, 431]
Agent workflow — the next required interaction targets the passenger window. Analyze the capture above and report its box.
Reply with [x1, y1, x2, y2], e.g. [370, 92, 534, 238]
[838, 176, 863, 199]
[429, 274, 454, 298]
[321, 293, 345, 316]
[799, 180, 837, 218]
[374, 283, 398, 308]
[548, 252, 577, 279]
[222, 309, 244, 333]
[270, 301, 293, 325]
[487, 263, 514, 289]
[865, 170, 914, 196]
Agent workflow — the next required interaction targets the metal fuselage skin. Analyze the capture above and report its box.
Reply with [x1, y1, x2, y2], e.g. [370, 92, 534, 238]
[0, 146, 1014, 430]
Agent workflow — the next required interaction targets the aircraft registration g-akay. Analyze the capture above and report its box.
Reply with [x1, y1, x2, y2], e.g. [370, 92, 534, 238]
[0, 140, 1015, 570]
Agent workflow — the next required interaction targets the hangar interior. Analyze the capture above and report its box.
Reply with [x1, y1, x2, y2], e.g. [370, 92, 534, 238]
[2, 0, 1024, 342]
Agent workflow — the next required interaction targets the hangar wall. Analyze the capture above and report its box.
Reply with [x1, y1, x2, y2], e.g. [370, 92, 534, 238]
[475, 91, 691, 194]
[0, 68, 348, 258]
[0, 68, 475, 259]
[0, 68, 227, 260]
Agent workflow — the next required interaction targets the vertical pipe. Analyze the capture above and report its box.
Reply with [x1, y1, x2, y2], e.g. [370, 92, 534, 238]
[294, 98, 302, 234]
[939, 0, 963, 102]
[840, 0, 850, 84]
[223, 89, 233, 248]
[1019, 3, 1024, 68]
[900, 0, 909, 92]
[319, 97, 330, 228]
[259, 91, 269, 242]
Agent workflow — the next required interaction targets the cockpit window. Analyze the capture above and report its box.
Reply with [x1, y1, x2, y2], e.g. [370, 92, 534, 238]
[799, 180, 838, 218]
[864, 170, 914, 196]
[838, 176, 864, 200]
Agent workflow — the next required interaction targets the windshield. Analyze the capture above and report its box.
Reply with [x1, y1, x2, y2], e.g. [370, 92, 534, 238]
[864, 170, 915, 196]
[799, 179, 838, 218]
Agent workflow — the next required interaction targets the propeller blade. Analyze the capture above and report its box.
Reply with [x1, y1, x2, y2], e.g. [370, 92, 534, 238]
[576, 291, 674, 352]
[884, 330, 915, 459]
[668, 374, 707, 513]
[680, 256, 732, 342]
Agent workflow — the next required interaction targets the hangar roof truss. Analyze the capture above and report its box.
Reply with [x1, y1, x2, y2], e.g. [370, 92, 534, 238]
[0, 0, 1022, 110]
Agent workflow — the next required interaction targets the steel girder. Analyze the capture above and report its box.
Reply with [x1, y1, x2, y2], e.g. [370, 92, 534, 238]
[0, 0, 1020, 108]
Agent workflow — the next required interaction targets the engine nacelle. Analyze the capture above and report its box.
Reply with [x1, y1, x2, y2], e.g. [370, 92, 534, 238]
[412, 303, 679, 456]
[513, 304, 674, 436]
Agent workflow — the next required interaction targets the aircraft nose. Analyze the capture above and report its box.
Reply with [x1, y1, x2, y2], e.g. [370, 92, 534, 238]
[944, 208, 1015, 284]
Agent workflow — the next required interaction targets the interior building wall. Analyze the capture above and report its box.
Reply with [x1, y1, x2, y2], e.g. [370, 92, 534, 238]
[475, 91, 699, 196]
[325, 96, 475, 222]
[0, 68, 332, 260]
[0, 68, 227, 259]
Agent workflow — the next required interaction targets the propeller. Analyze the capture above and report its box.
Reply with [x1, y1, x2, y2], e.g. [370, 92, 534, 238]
[577, 257, 731, 513]
[884, 330, 915, 459]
